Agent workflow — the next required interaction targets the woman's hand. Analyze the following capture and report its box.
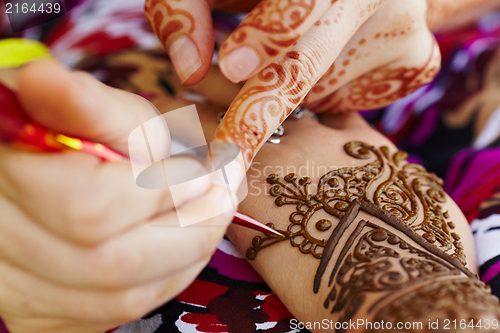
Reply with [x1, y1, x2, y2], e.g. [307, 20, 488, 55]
[224, 113, 500, 331]
[0, 61, 235, 333]
[146, 0, 440, 166]
[201, 0, 439, 167]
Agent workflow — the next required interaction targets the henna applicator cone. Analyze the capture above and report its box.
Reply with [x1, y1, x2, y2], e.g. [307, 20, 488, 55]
[234, 212, 286, 239]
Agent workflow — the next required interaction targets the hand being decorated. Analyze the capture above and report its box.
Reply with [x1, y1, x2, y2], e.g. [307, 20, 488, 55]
[145, 0, 440, 167]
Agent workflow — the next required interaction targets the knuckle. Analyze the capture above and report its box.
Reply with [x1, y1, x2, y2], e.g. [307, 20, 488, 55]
[274, 50, 320, 97]
[297, 46, 327, 79]
[404, 35, 441, 85]
[112, 287, 156, 323]
[88, 243, 136, 287]
[196, 225, 225, 259]
[64, 172, 112, 243]
[0, 150, 34, 194]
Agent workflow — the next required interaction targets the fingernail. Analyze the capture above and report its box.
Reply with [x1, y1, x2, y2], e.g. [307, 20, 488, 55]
[169, 36, 202, 84]
[220, 46, 261, 83]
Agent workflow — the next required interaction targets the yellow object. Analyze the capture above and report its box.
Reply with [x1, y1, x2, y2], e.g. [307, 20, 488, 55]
[55, 134, 83, 150]
[0, 38, 52, 68]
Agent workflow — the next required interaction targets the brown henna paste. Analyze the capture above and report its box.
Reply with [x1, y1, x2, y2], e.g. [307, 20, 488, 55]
[315, 199, 473, 321]
[213, 51, 315, 164]
[247, 141, 465, 263]
[244, 141, 500, 327]
[371, 278, 500, 333]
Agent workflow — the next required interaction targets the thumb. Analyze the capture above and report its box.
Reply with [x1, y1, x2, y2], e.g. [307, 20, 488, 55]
[17, 60, 160, 153]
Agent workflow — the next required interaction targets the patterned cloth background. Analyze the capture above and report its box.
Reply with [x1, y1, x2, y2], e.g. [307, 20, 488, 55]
[1, 1, 500, 332]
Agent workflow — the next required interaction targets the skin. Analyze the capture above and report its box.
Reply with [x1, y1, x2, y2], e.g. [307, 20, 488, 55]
[0, 45, 493, 331]
[3, 0, 500, 324]
[226, 115, 493, 332]
[147, 0, 500, 171]
[87, 49, 489, 331]
[0, 61, 236, 333]
[426, 0, 500, 31]
[147, 0, 441, 168]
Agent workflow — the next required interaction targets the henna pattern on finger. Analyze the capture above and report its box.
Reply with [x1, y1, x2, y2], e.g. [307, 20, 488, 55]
[305, 32, 441, 113]
[144, 0, 195, 47]
[221, 0, 318, 58]
[214, 51, 316, 164]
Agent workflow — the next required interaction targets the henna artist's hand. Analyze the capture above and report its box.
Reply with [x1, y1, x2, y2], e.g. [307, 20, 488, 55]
[227, 114, 500, 332]
[0, 61, 236, 333]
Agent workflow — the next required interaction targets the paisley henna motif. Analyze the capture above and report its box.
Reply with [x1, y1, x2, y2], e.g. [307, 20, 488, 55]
[223, 0, 317, 58]
[243, 141, 500, 328]
[144, 0, 195, 47]
[246, 141, 465, 263]
[213, 51, 316, 164]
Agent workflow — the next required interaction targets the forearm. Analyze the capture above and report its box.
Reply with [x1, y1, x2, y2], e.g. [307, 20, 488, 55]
[427, 0, 500, 31]
[227, 116, 500, 332]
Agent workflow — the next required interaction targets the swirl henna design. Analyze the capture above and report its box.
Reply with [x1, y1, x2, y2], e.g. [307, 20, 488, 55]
[370, 279, 500, 333]
[305, 37, 441, 113]
[221, 0, 318, 58]
[246, 141, 465, 263]
[243, 142, 500, 328]
[144, 0, 195, 47]
[213, 51, 316, 165]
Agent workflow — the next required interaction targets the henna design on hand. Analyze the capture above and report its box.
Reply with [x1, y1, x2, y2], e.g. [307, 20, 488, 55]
[371, 279, 500, 332]
[316, 200, 473, 322]
[144, 0, 195, 47]
[305, 34, 441, 113]
[213, 51, 316, 165]
[221, 0, 317, 58]
[246, 141, 465, 263]
[244, 142, 500, 326]
[426, 0, 497, 31]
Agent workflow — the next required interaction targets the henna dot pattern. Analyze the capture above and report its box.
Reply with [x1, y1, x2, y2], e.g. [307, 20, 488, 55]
[307, 41, 440, 112]
[214, 51, 315, 164]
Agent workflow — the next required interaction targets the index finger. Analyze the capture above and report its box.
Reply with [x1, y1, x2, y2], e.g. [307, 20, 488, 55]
[218, 0, 333, 83]
[213, 0, 380, 167]
[0, 147, 211, 245]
